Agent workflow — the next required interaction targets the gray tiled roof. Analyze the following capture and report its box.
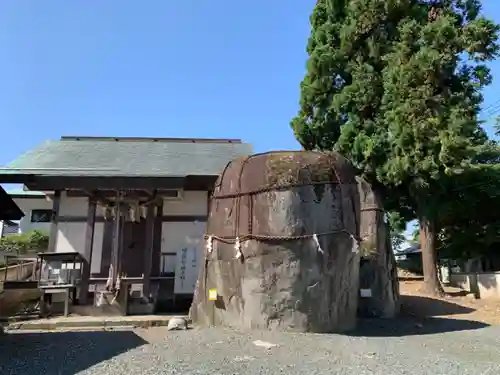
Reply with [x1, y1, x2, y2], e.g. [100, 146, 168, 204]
[2, 137, 252, 177]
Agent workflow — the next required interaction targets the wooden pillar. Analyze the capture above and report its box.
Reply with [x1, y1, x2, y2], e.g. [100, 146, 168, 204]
[206, 190, 211, 217]
[117, 205, 125, 277]
[80, 198, 96, 305]
[99, 208, 114, 278]
[152, 199, 163, 277]
[142, 203, 156, 300]
[111, 194, 121, 286]
[47, 190, 61, 252]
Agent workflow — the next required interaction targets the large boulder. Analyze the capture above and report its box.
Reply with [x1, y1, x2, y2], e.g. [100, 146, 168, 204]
[357, 177, 400, 318]
[190, 151, 361, 333]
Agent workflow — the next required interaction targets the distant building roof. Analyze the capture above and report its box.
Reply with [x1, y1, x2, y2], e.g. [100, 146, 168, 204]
[1, 220, 20, 236]
[0, 186, 24, 220]
[0, 136, 252, 178]
[396, 243, 421, 255]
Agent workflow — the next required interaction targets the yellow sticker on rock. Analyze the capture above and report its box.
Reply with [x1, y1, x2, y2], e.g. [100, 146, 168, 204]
[208, 288, 218, 301]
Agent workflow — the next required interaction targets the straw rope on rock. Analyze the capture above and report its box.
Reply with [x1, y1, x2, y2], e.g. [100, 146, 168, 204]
[357, 177, 400, 318]
[189, 151, 361, 333]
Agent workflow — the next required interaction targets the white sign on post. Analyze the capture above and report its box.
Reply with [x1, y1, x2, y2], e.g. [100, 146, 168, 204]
[173, 222, 205, 295]
[173, 246, 201, 294]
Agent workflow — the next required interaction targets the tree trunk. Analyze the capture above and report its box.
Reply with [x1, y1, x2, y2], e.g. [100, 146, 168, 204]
[418, 213, 445, 296]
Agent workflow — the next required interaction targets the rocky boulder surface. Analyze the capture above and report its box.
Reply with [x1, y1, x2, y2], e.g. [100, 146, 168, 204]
[190, 151, 361, 333]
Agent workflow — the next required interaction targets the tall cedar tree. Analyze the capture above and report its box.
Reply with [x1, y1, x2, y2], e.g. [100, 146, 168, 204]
[438, 165, 500, 263]
[292, 0, 499, 295]
[411, 162, 500, 262]
[408, 143, 500, 262]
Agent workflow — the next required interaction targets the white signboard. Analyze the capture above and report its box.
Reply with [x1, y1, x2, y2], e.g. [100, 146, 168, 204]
[173, 222, 206, 295]
[174, 246, 200, 294]
[360, 288, 372, 298]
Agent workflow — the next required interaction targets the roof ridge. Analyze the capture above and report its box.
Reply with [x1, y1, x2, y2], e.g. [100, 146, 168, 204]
[1, 139, 253, 178]
[6, 189, 46, 196]
[60, 136, 243, 144]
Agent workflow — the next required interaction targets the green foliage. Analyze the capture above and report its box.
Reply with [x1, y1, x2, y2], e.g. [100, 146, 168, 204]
[291, 0, 500, 275]
[390, 230, 406, 251]
[387, 211, 407, 251]
[411, 227, 420, 245]
[400, 152, 500, 260]
[437, 163, 500, 260]
[292, 0, 499, 196]
[0, 230, 49, 254]
[494, 116, 500, 138]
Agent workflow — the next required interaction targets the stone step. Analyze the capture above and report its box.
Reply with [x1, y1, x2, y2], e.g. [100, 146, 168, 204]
[5, 315, 191, 331]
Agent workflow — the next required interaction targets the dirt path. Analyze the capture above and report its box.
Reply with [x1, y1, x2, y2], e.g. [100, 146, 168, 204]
[399, 276, 500, 325]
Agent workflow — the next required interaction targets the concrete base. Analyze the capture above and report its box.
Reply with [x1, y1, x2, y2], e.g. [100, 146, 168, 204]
[92, 291, 125, 315]
[127, 301, 155, 315]
[449, 272, 500, 299]
[5, 314, 190, 331]
[71, 304, 123, 317]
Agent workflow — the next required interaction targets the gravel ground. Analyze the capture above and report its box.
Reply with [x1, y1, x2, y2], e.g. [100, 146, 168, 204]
[1, 318, 500, 375]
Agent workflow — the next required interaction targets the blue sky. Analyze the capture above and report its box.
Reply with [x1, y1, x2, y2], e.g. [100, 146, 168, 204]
[0, 1, 499, 243]
[0, 0, 313, 164]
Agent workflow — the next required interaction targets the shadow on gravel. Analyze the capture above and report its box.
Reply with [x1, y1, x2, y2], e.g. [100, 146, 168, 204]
[398, 276, 424, 282]
[348, 317, 489, 337]
[400, 295, 475, 317]
[0, 330, 147, 375]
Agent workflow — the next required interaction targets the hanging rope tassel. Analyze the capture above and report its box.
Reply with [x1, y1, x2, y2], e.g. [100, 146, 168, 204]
[115, 274, 121, 291]
[206, 235, 214, 254]
[110, 274, 121, 305]
[105, 264, 114, 290]
[351, 234, 359, 254]
[235, 237, 242, 259]
[312, 234, 324, 254]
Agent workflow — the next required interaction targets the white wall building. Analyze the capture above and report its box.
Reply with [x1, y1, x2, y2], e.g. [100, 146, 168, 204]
[0, 136, 252, 312]
[6, 189, 52, 234]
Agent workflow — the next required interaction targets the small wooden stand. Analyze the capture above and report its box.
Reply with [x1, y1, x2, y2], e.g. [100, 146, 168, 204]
[37, 252, 84, 317]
